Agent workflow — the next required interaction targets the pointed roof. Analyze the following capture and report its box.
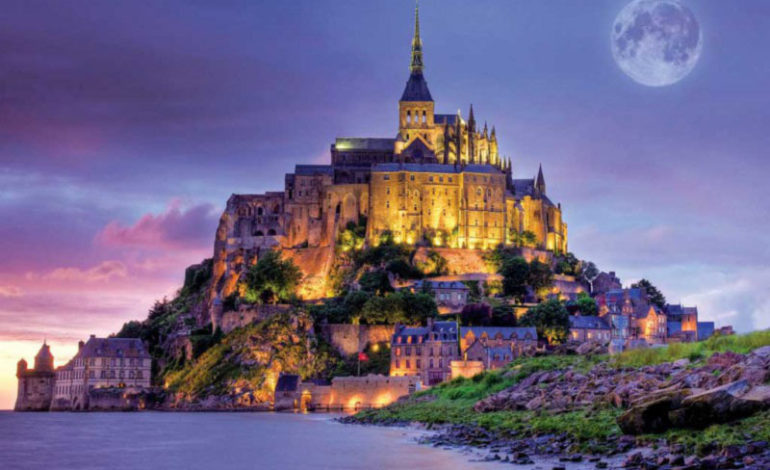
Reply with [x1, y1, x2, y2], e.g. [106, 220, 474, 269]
[401, 1, 432, 102]
[536, 164, 546, 192]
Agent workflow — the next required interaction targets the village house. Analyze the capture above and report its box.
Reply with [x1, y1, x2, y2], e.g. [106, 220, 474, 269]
[404, 279, 470, 314]
[52, 336, 152, 410]
[461, 326, 537, 370]
[568, 315, 612, 344]
[390, 319, 459, 385]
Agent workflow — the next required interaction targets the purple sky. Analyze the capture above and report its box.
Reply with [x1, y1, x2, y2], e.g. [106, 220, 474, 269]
[1, 0, 769, 408]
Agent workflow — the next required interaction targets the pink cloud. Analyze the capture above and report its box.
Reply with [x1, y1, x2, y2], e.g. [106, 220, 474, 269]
[96, 200, 218, 251]
[0, 286, 23, 298]
[36, 260, 128, 283]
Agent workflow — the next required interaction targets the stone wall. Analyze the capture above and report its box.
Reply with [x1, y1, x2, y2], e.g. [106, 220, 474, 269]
[321, 324, 395, 357]
[450, 360, 485, 380]
[302, 375, 420, 411]
[220, 304, 292, 334]
[15, 373, 54, 411]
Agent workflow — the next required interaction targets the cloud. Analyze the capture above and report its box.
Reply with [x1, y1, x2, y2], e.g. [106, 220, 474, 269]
[96, 201, 218, 251]
[0, 286, 22, 297]
[37, 261, 128, 283]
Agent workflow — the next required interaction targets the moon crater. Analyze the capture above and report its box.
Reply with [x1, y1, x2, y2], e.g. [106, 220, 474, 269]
[612, 0, 702, 87]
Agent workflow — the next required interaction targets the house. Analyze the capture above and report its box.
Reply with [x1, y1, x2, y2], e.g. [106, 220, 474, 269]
[52, 336, 151, 410]
[634, 305, 667, 345]
[390, 319, 460, 385]
[698, 321, 716, 340]
[459, 326, 537, 358]
[463, 342, 514, 370]
[569, 315, 611, 344]
[404, 280, 469, 314]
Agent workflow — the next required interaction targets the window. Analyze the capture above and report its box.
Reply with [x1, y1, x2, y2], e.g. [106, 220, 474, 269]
[137, 371, 143, 379]
[416, 359, 422, 369]
[410, 175, 415, 181]
[395, 359, 400, 368]
[383, 175, 390, 181]
[406, 360, 411, 369]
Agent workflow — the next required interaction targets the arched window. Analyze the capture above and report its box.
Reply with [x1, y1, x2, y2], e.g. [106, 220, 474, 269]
[273, 204, 280, 214]
[267, 229, 277, 236]
[254, 230, 264, 237]
[406, 110, 411, 124]
[422, 110, 426, 123]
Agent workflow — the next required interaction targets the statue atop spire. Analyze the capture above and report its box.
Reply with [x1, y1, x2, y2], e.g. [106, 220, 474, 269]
[410, 1, 423, 74]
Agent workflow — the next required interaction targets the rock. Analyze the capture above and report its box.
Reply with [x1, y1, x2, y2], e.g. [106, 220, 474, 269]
[617, 391, 691, 435]
[669, 380, 770, 429]
[673, 358, 691, 368]
[751, 346, 770, 358]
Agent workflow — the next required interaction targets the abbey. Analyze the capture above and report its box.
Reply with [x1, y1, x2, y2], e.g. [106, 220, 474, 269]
[211, 5, 566, 306]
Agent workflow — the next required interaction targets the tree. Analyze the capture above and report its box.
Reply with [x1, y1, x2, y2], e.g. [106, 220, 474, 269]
[519, 299, 570, 344]
[631, 279, 667, 309]
[555, 252, 580, 276]
[460, 303, 493, 326]
[575, 292, 598, 316]
[358, 269, 393, 295]
[359, 290, 437, 325]
[527, 260, 554, 300]
[386, 258, 423, 280]
[500, 256, 529, 302]
[244, 250, 302, 304]
[581, 261, 599, 291]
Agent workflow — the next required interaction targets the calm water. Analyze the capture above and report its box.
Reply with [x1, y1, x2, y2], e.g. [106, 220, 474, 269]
[0, 411, 512, 470]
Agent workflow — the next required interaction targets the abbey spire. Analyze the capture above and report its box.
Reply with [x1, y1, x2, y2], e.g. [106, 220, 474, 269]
[410, 1, 423, 74]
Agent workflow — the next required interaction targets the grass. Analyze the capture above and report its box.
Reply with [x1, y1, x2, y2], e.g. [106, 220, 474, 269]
[609, 329, 770, 368]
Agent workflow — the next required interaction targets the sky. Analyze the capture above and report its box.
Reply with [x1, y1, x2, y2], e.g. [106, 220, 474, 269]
[1, 0, 769, 409]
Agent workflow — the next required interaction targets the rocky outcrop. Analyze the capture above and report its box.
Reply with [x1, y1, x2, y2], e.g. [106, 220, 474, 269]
[475, 349, 770, 424]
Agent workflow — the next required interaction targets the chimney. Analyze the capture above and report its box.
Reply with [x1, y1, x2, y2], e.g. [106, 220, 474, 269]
[78, 341, 84, 350]
[426, 317, 434, 329]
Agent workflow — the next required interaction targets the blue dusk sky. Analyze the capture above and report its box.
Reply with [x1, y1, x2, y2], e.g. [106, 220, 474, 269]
[0, 0, 768, 408]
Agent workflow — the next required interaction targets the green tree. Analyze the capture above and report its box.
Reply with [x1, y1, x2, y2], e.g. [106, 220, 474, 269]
[358, 269, 393, 295]
[527, 260, 554, 300]
[576, 292, 598, 316]
[519, 299, 570, 344]
[631, 279, 667, 309]
[244, 250, 302, 304]
[500, 256, 529, 302]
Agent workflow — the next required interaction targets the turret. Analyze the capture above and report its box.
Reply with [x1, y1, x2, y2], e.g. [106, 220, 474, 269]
[34, 341, 54, 372]
[16, 358, 27, 378]
[467, 104, 476, 163]
[489, 126, 498, 165]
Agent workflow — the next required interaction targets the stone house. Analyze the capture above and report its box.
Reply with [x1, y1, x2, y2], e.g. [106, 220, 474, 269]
[404, 279, 469, 314]
[463, 342, 514, 370]
[52, 336, 151, 410]
[459, 326, 537, 358]
[390, 319, 459, 386]
[569, 315, 612, 344]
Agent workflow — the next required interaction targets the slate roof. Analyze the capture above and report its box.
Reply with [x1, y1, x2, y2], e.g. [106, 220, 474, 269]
[392, 321, 458, 344]
[410, 280, 468, 290]
[333, 138, 395, 152]
[76, 337, 150, 359]
[512, 179, 535, 197]
[400, 72, 433, 102]
[569, 315, 611, 330]
[295, 165, 334, 176]
[461, 326, 537, 340]
[275, 374, 300, 392]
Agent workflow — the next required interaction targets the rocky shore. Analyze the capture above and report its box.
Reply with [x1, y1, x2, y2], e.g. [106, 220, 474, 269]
[343, 343, 770, 469]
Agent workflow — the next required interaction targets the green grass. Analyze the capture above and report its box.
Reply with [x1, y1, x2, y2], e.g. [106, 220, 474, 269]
[652, 410, 770, 456]
[610, 329, 770, 368]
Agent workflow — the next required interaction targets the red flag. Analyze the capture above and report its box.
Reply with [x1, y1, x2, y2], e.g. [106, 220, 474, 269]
[358, 352, 369, 362]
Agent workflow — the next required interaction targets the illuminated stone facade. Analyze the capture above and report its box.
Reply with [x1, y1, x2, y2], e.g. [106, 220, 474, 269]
[209, 4, 567, 310]
[15, 342, 55, 411]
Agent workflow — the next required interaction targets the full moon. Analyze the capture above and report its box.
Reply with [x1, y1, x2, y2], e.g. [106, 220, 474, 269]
[611, 0, 702, 87]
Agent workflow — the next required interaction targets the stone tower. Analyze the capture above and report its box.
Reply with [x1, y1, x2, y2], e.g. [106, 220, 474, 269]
[15, 342, 55, 411]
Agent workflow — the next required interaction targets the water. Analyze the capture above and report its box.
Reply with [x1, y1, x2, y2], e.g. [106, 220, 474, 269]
[0, 411, 512, 470]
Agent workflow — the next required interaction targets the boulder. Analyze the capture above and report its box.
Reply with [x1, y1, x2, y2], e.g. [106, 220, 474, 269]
[617, 390, 691, 435]
[669, 381, 770, 430]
